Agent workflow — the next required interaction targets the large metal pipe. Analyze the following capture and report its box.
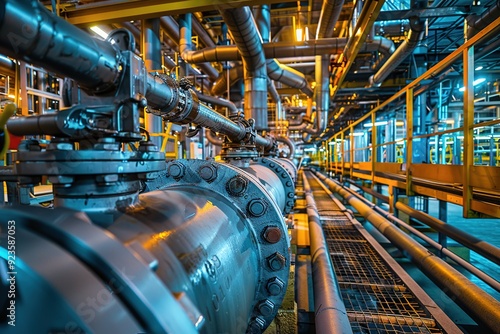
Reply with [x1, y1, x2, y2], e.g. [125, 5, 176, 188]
[370, 17, 425, 86]
[316, 0, 345, 39]
[395, 201, 500, 266]
[467, 0, 500, 39]
[303, 55, 329, 141]
[0, 157, 292, 333]
[314, 171, 500, 332]
[0, 0, 121, 93]
[211, 65, 243, 97]
[302, 172, 353, 334]
[219, 7, 268, 131]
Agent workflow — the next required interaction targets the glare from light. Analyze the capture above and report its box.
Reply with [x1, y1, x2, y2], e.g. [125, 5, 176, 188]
[475, 66, 483, 71]
[295, 28, 303, 42]
[363, 121, 388, 127]
[90, 26, 108, 39]
[352, 132, 364, 136]
[459, 78, 486, 92]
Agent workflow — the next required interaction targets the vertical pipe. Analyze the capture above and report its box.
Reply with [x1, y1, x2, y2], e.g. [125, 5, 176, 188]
[142, 19, 163, 149]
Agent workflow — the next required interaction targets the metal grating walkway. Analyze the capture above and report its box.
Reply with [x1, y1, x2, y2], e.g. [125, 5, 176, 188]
[305, 172, 445, 334]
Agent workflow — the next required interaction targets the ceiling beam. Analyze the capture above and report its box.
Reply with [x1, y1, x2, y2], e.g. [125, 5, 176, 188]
[63, 0, 286, 27]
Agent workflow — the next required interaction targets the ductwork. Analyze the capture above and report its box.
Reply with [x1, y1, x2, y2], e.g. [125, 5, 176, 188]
[219, 7, 268, 130]
[303, 55, 330, 142]
[467, 0, 500, 39]
[316, 0, 345, 39]
[164, 15, 219, 81]
[369, 17, 425, 87]
[256, 5, 314, 97]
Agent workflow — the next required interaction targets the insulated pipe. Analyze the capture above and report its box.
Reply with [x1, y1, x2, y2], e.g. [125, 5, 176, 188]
[370, 17, 425, 86]
[0, 0, 121, 93]
[316, 0, 345, 39]
[302, 172, 353, 334]
[467, 0, 500, 39]
[314, 171, 500, 332]
[395, 201, 500, 266]
[220, 7, 268, 131]
[267, 79, 283, 123]
[303, 55, 329, 141]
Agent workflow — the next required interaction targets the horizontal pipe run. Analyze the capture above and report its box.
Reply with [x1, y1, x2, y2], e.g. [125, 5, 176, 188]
[314, 171, 500, 332]
[346, 179, 390, 203]
[302, 172, 354, 334]
[395, 201, 500, 266]
[341, 180, 500, 293]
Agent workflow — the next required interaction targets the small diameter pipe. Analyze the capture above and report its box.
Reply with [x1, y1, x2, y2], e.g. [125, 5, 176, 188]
[341, 179, 500, 293]
[314, 171, 500, 332]
[302, 172, 353, 334]
[395, 201, 500, 266]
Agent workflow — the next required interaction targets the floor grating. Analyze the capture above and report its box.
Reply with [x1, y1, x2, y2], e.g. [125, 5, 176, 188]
[306, 174, 445, 334]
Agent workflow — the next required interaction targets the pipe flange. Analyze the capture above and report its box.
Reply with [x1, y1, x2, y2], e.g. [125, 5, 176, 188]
[252, 157, 296, 215]
[154, 159, 290, 333]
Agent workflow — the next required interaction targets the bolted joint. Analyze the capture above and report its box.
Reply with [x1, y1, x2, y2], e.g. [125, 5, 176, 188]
[266, 277, 285, 296]
[198, 164, 218, 183]
[94, 137, 120, 151]
[257, 299, 275, 316]
[48, 175, 74, 185]
[247, 199, 267, 217]
[138, 141, 159, 152]
[168, 162, 186, 180]
[18, 139, 41, 152]
[248, 317, 266, 334]
[226, 175, 248, 197]
[262, 226, 281, 243]
[96, 174, 119, 185]
[267, 252, 286, 271]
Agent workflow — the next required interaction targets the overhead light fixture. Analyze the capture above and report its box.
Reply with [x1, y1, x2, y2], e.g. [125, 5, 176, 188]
[475, 66, 483, 71]
[90, 26, 108, 39]
[459, 78, 486, 92]
[295, 27, 303, 42]
[363, 121, 388, 127]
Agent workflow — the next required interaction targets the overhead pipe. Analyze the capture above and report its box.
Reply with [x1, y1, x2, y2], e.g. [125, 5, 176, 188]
[0, 54, 15, 76]
[467, 0, 500, 40]
[162, 15, 218, 81]
[191, 15, 216, 48]
[316, 0, 345, 40]
[195, 90, 238, 115]
[303, 55, 330, 141]
[314, 171, 500, 332]
[211, 65, 243, 96]
[219, 6, 268, 131]
[302, 172, 354, 334]
[369, 17, 425, 86]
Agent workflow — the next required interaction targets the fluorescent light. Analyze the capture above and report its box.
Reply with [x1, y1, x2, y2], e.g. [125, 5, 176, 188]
[352, 132, 364, 136]
[90, 26, 108, 39]
[459, 78, 486, 92]
[475, 66, 483, 71]
[363, 121, 388, 127]
[7, 94, 15, 98]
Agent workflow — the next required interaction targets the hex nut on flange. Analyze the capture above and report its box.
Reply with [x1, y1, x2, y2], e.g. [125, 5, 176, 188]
[168, 162, 185, 179]
[226, 175, 248, 197]
[257, 299, 275, 316]
[247, 199, 267, 217]
[266, 277, 285, 296]
[198, 164, 218, 183]
[248, 317, 266, 333]
[262, 226, 281, 243]
[267, 252, 286, 271]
